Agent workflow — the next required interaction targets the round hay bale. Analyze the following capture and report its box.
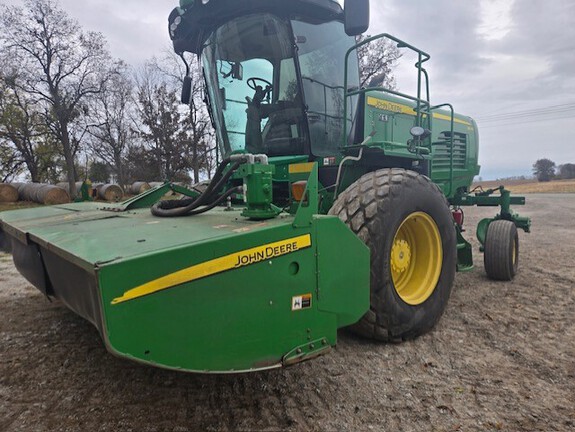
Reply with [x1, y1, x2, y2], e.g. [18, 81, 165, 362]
[0, 184, 19, 203]
[37, 184, 70, 205]
[18, 183, 69, 205]
[56, 181, 84, 193]
[18, 183, 38, 202]
[130, 182, 151, 195]
[96, 184, 123, 202]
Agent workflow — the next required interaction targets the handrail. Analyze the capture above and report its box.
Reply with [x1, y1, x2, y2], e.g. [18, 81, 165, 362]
[343, 33, 432, 155]
[301, 76, 347, 137]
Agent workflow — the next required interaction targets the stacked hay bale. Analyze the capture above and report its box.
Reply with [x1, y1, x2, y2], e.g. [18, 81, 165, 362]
[93, 183, 124, 202]
[0, 184, 19, 203]
[129, 182, 151, 195]
[16, 183, 70, 205]
[56, 181, 87, 194]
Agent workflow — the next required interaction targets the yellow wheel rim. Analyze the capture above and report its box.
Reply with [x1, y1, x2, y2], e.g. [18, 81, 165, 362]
[391, 212, 442, 305]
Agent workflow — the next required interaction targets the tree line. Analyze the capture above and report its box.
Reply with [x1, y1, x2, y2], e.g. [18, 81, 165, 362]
[0, 0, 401, 198]
[0, 0, 214, 197]
[533, 159, 575, 182]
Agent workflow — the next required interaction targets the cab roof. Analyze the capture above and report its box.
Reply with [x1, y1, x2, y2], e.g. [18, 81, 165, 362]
[169, 0, 343, 54]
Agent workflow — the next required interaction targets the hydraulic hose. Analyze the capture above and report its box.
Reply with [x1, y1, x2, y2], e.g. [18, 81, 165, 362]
[183, 186, 242, 216]
[151, 158, 242, 217]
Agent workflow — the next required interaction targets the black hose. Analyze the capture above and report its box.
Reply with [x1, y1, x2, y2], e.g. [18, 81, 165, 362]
[195, 160, 242, 206]
[184, 186, 242, 216]
[192, 157, 232, 205]
[151, 158, 243, 217]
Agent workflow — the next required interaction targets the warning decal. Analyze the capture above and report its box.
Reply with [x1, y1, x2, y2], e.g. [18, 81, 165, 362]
[292, 294, 312, 311]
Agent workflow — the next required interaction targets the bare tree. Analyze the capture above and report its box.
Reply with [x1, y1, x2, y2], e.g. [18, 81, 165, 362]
[0, 0, 119, 197]
[86, 63, 132, 187]
[134, 62, 194, 183]
[0, 140, 23, 182]
[0, 74, 63, 183]
[357, 34, 402, 89]
[0, 78, 42, 181]
[149, 52, 216, 182]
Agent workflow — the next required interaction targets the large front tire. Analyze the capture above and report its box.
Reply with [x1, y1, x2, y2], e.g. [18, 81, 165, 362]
[329, 168, 456, 341]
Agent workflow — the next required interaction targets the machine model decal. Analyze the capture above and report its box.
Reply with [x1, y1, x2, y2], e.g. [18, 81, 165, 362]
[367, 96, 406, 114]
[366, 96, 473, 127]
[292, 294, 312, 311]
[111, 234, 312, 305]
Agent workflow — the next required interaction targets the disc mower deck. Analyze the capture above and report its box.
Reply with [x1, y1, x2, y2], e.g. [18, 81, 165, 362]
[0, 201, 369, 372]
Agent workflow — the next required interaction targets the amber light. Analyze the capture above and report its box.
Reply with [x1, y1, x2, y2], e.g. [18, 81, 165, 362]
[291, 181, 307, 202]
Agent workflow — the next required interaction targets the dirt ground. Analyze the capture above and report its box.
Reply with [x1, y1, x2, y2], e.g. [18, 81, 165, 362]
[1, 194, 574, 432]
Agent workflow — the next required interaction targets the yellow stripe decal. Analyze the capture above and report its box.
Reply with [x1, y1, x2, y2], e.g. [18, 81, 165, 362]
[289, 162, 315, 174]
[111, 234, 312, 305]
[432, 112, 473, 127]
[367, 96, 473, 127]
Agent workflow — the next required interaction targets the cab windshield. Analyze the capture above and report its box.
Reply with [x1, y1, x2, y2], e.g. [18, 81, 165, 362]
[202, 14, 305, 156]
[292, 20, 360, 156]
[202, 14, 360, 157]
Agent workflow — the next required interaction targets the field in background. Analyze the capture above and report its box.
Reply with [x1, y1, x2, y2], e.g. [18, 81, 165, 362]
[2, 178, 574, 214]
[473, 178, 575, 194]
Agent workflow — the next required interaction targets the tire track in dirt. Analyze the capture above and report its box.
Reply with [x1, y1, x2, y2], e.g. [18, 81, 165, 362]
[2, 195, 575, 431]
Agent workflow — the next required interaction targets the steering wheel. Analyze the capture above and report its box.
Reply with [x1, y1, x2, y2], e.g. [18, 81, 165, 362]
[247, 77, 273, 103]
[247, 77, 272, 91]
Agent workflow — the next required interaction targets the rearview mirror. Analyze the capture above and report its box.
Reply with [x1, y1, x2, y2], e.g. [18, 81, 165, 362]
[231, 62, 243, 81]
[344, 0, 370, 36]
[181, 76, 192, 104]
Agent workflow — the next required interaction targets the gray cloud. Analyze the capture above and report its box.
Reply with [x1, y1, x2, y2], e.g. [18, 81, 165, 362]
[371, 0, 575, 178]
[4, 0, 573, 178]
[372, 1, 486, 81]
[3, 0, 172, 65]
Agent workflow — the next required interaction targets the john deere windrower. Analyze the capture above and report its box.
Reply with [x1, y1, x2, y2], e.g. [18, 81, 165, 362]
[0, 0, 530, 373]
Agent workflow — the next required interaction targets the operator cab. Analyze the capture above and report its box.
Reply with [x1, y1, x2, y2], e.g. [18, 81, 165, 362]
[169, 0, 367, 159]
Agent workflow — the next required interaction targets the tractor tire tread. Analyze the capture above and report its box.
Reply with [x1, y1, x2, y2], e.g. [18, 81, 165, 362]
[329, 168, 455, 342]
[484, 220, 518, 281]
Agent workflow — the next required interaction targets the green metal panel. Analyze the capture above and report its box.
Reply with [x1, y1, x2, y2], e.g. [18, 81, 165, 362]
[99, 223, 325, 371]
[0, 200, 369, 372]
[362, 93, 426, 159]
[361, 92, 480, 198]
[315, 215, 370, 327]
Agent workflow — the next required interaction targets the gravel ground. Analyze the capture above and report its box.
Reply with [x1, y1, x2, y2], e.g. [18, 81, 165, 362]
[1, 194, 574, 432]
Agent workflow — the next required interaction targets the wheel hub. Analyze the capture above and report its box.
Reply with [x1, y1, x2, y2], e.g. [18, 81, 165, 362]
[391, 239, 411, 273]
[391, 212, 443, 306]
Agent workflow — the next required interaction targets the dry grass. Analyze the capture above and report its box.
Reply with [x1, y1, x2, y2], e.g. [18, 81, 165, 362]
[473, 178, 575, 194]
[0, 201, 40, 213]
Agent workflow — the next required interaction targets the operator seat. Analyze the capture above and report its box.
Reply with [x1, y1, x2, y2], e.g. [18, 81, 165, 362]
[262, 103, 305, 156]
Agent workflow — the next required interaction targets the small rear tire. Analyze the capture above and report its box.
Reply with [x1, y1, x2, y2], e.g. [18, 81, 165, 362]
[484, 220, 519, 281]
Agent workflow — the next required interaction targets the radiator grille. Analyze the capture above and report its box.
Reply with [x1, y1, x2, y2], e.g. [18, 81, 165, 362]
[432, 131, 467, 170]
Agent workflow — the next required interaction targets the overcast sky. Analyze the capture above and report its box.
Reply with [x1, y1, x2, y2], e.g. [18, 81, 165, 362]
[4, 0, 574, 179]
